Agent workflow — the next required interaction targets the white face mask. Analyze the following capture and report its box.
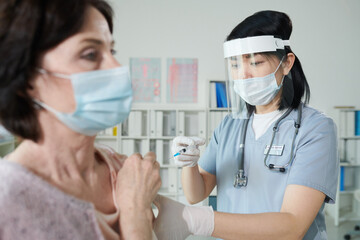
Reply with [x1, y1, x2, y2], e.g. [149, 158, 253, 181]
[233, 59, 284, 106]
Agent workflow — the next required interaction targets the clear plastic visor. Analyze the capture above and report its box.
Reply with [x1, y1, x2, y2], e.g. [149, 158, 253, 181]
[227, 53, 284, 80]
[225, 53, 292, 119]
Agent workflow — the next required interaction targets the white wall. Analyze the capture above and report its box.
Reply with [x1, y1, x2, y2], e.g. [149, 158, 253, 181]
[109, 0, 360, 119]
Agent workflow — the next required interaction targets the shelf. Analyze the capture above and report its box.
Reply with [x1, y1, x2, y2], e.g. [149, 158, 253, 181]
[149, 136, 174, 140]
[340, 188, 359, 194]
[340, 162, 360, 167]
[158, 189, 180, 196]
[121, 136, 148, 140]
[340, 136, 360, 140]
[209, 80, 225, 82]
[132, 105, 205, 111]
[331, 107, 360, 226]
[98, 136, 175, 142]
[340, 191, 356, 195]
[178, 109, 206, 112]
[94, 107, 210, 208]
[339, 210, 360, 223]
[209, 108, 228, 111]
[96, 135, 117, 140]
[339, 109, 360, 113]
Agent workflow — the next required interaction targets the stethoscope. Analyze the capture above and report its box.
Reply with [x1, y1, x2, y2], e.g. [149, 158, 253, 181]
[233, 104, 303, 188]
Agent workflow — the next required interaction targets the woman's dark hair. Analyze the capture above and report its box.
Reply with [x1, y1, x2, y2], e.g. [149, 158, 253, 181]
[226, 10, 310, 114]
[0, 0, 113, 142]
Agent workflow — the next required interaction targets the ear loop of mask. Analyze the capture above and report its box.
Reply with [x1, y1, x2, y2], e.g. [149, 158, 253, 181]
[274, 56, 286, 88]
[33, 68, 71, 110]
[37, 68, 70, 80]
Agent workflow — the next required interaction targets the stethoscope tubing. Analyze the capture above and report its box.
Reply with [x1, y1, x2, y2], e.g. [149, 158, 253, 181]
[235, 104, 303, 188]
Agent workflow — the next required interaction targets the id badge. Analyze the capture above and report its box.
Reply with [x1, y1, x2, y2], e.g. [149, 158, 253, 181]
[264, 145, 284, 156]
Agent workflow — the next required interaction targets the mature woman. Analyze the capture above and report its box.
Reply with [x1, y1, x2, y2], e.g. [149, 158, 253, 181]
[162, 10, 339, 240]
[0, 0, 161, 239]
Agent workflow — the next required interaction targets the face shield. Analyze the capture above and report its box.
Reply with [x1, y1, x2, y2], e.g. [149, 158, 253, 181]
[224, 36, 292, 119]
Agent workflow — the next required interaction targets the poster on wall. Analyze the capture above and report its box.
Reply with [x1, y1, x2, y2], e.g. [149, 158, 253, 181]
[130, 58, 161, 103]
[166, 58, 198, 103]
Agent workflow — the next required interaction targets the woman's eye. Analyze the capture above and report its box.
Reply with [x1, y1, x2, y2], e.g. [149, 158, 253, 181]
[81, 50, 99, 61]
[250, 61, 263, 66]
[111, 49, 117, 55]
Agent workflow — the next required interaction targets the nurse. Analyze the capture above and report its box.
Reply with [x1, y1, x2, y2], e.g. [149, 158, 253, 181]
[155, 10, 339, 240]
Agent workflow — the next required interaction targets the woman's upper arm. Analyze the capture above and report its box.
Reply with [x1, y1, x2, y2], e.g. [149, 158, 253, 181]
[95, 143, 127, 171]
[280, 113, 338, 237]
[280, 184, 325, 238]
[288, 114, 339, 203]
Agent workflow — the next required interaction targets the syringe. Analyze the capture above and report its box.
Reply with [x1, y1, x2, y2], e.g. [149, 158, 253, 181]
[173, 148, 187, 157]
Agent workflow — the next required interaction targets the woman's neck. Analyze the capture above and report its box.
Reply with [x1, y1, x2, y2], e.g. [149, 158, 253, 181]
[6, 112, 98, 198]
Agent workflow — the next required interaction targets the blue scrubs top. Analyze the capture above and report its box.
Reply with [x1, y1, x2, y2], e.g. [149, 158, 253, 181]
[199, 104, 339, 240]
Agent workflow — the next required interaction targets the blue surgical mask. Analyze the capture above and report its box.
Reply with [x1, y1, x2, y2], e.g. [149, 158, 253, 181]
[233, 59, 284, 106]
[35, 66, 133, 136]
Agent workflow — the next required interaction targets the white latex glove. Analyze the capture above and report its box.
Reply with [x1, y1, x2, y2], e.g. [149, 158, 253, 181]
[153, 195, 214, 240]
[171, 136, 205, 167]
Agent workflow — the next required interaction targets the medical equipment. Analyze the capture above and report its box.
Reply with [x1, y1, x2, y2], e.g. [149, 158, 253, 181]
[223, 35, 293, 119]
[233, 58, 285, 106]
[173, 148, 187, 157]
[172, 136, 206, 167]
[35, 66, 133, 136]
[168, 148, 187, 163]
[234, 104, 302, 188]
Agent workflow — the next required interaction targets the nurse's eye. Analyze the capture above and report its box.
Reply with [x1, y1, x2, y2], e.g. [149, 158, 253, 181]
[81, 49, 99, 61]
[250, 61, 263, 66]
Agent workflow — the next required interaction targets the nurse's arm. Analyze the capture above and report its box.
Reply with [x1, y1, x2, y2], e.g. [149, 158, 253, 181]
[212, 184, 325, 240]
[182, 166, 216, 204]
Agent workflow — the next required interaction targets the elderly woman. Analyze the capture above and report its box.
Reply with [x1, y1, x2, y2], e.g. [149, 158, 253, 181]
[0, 0, 161, 239]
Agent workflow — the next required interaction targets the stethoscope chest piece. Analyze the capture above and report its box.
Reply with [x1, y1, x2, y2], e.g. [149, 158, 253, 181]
[234, 169, 248, 188]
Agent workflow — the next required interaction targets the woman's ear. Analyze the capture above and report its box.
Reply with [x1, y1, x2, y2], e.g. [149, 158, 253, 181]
[26, 70, 45, 100]
[282, 53, 295, 75]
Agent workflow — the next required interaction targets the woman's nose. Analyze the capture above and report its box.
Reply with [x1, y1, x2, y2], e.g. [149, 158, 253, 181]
[238, 65, 252, 79]
[108, 55, 121, 68]
[102, 54, 121, 70]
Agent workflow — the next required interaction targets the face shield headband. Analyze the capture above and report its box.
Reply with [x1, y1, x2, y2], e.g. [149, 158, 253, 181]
[223, 35, 290, 59]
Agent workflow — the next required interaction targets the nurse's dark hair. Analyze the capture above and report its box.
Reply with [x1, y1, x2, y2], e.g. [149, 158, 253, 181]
[0, 0, 113, 142]
[226, 10, 310, 113]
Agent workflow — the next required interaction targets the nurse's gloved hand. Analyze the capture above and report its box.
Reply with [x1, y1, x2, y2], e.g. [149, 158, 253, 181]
[153, 195, 214, 240]
[171, 136, 205, 167]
